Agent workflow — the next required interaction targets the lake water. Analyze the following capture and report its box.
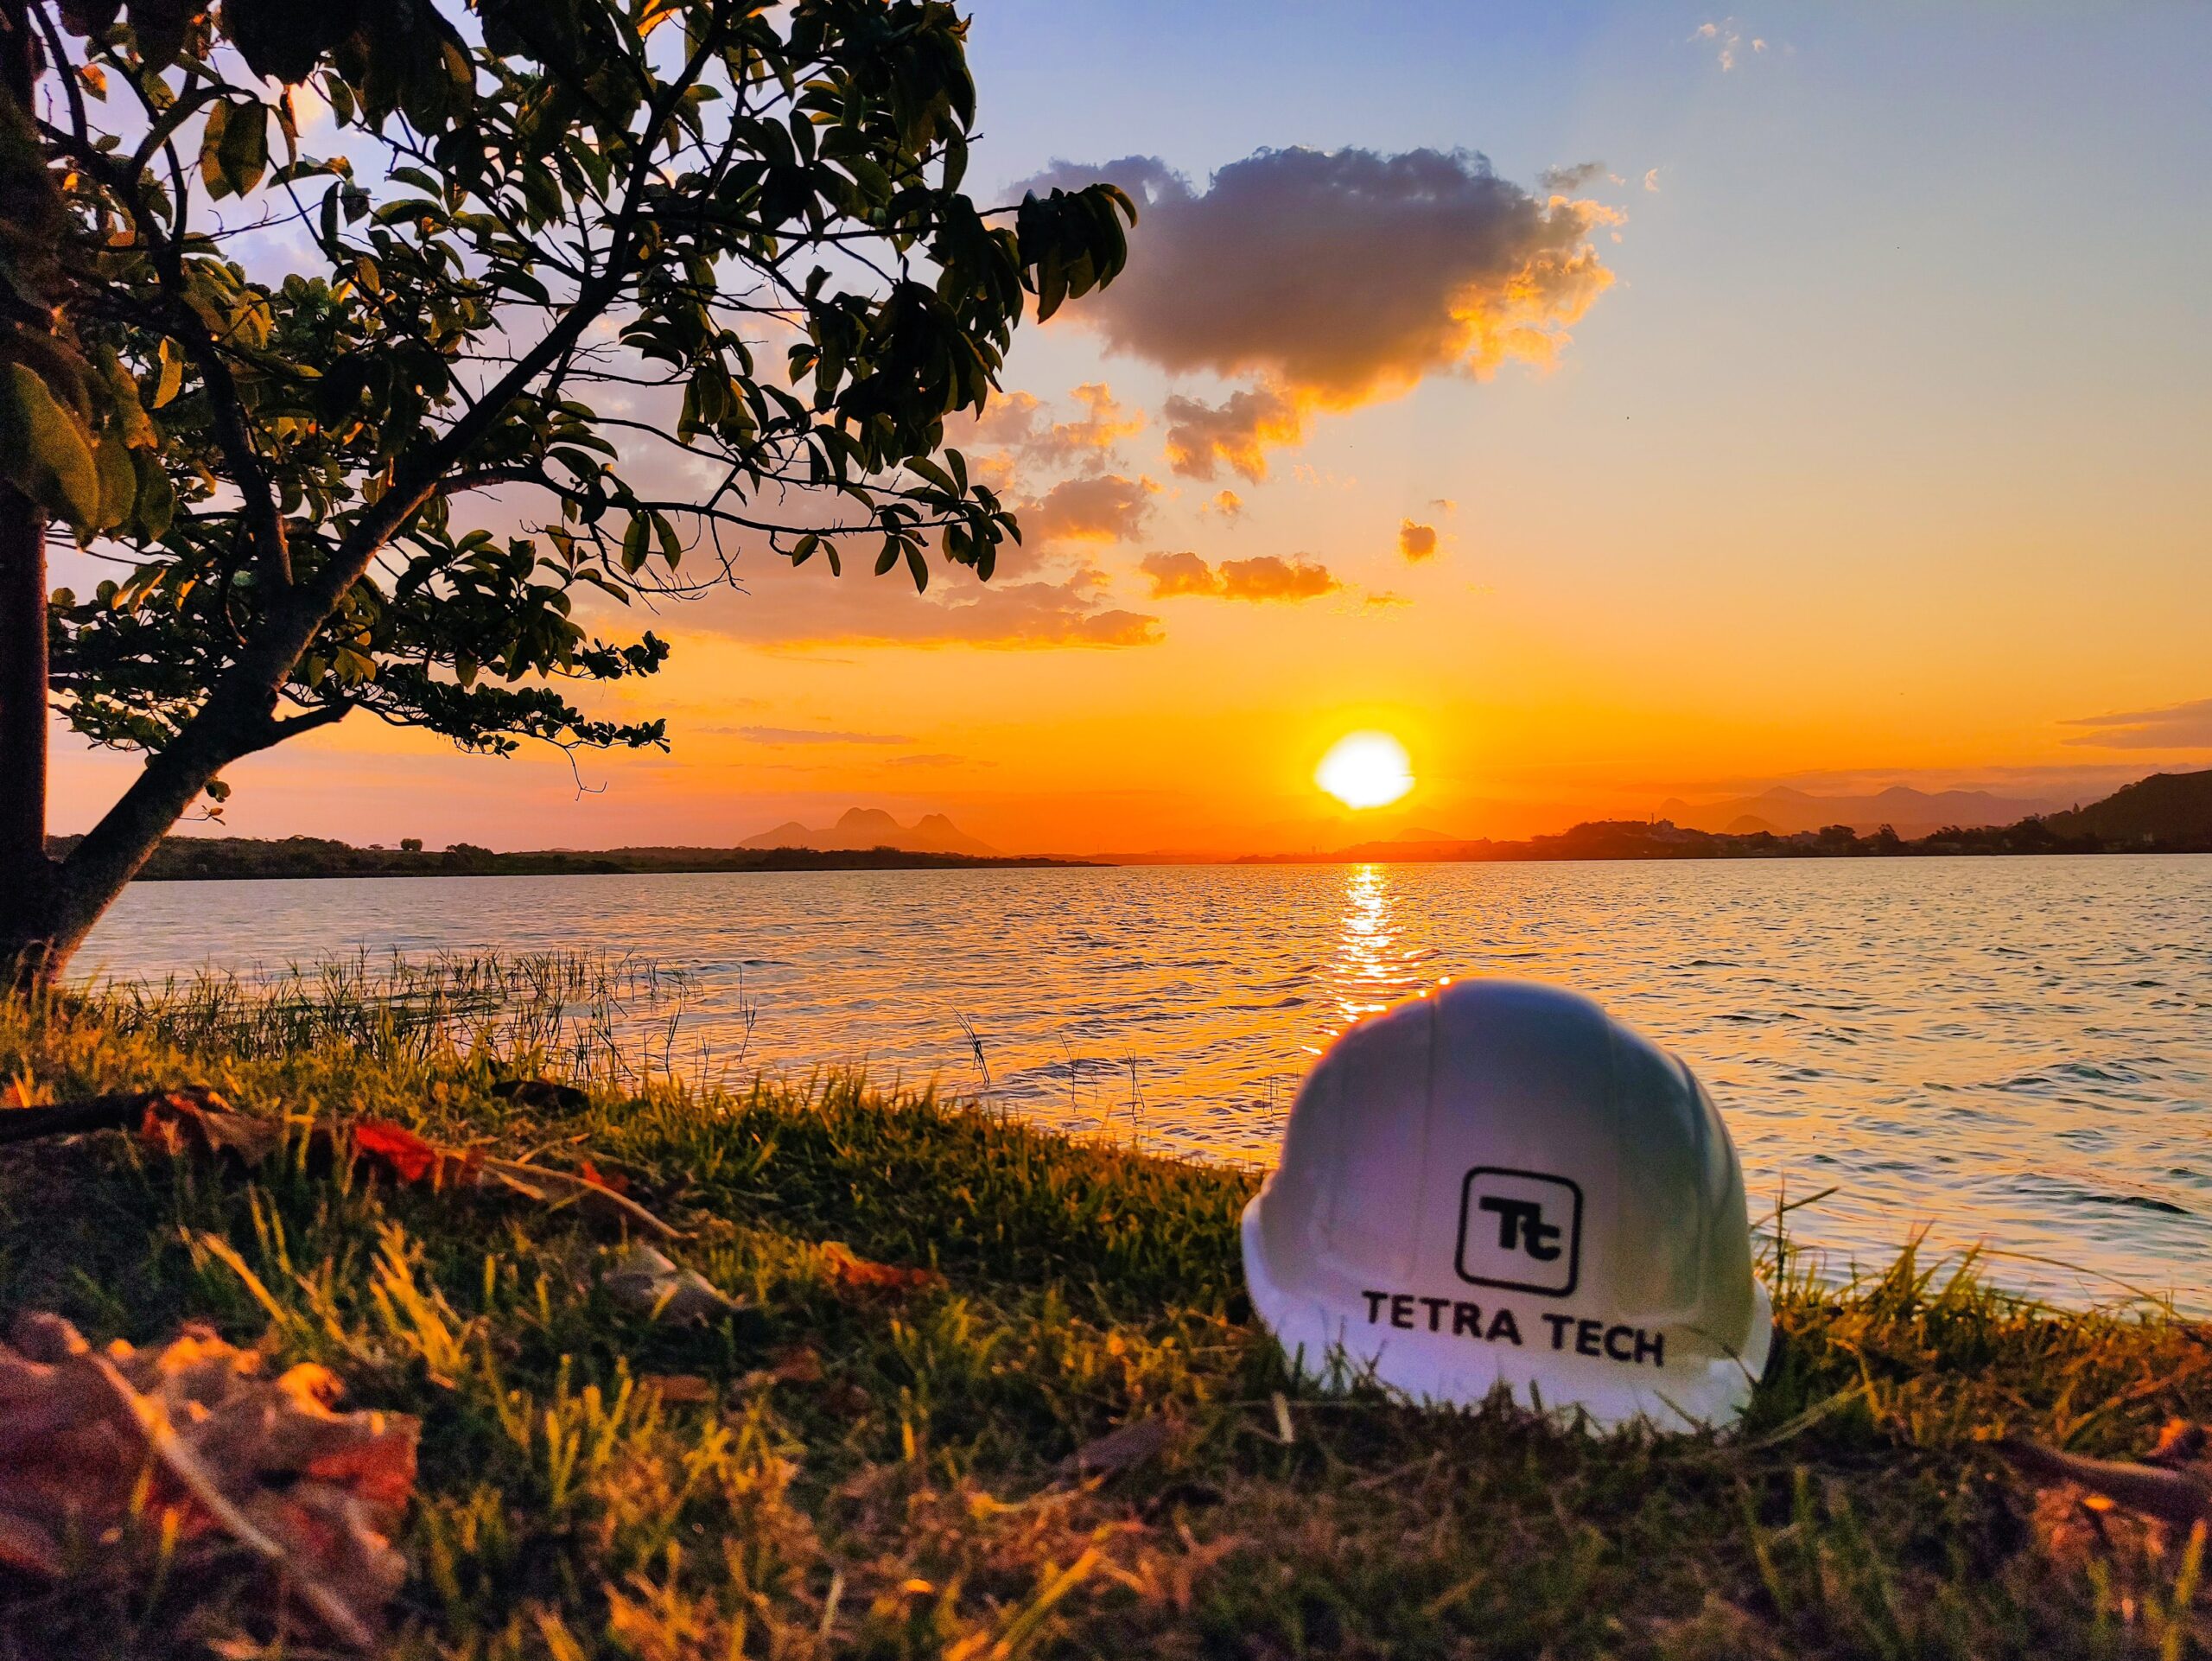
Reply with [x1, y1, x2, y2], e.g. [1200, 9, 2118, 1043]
[79, 856, 2211, 1311]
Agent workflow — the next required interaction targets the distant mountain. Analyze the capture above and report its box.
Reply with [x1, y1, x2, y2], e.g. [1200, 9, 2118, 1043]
[1658, 784, 2062, 839]
[738, 806, 1000, 856]
[2041, 769, 2212, 845]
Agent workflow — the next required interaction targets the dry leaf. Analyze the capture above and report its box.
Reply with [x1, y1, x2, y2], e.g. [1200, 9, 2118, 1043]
[2150, 1419, 2208, 1467]
[603, 1244, 744, 1323]
[740, 1346, 825, 1391]
[641, 1373, 720, 1405]
[352, 1118, 482, 1187]
[133, 1090, 285, 1165]
[576, 1159, 628, 1195]
[819, 1241, 943, 1298]
[0, 1312, 416, 1647]
[1061, 1415, 1176, 1479]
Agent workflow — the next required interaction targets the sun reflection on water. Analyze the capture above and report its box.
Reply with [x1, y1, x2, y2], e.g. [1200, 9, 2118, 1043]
[1328, 863, 1429, 1032]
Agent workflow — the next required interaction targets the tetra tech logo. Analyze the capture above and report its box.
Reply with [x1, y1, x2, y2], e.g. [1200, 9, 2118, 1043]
[1454, 1167, 1583, 1298]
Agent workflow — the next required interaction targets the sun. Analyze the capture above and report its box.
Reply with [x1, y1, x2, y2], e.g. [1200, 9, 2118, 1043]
[1315, 732, 1414, 810]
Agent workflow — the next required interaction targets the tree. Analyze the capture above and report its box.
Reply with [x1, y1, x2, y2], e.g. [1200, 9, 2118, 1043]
[0, 0, 1134, 990]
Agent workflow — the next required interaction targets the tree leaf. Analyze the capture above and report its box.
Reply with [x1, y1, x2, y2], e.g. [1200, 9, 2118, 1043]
[130, 449, 175, 542]
[150, 340, 183, 409]
[0, 362, 101, 529]
[93, 433, 136, 531]
[218, 101, 271, 197]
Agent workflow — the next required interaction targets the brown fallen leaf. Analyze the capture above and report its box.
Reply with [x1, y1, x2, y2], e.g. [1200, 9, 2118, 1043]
[1060, 1415, 1177, 1480]
[641, 1373, 721, 1405]
[819, 1241, 943, 1298]
[741, 1346, 825, 1390]
[603, 1244, 745, 1323]
[132, 1090, 288, 1165]
[0, 1312, 416, 1648]
[351, 1118, 482, 1187]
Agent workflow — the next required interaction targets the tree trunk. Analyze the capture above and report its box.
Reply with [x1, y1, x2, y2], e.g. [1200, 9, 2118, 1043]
[0, 481, 56, 994]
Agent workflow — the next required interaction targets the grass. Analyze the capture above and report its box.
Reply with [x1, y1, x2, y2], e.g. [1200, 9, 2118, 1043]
[0, 972, 2207, 1659]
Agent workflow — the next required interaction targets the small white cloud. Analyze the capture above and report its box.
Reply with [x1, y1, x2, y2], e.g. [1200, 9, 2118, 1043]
[1691, 18, 1780, 72]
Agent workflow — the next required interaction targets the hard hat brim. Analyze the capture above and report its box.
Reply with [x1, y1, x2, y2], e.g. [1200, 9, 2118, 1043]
[1242, 1195, 1773, 1434]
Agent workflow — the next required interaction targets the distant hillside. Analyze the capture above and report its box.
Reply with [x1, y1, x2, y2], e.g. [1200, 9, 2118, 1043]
[1658, 784, 2061, 838]
[738, 806, 998, 856]
[2041, 769, 2212, 845]
[1238, 768, 2212, 866]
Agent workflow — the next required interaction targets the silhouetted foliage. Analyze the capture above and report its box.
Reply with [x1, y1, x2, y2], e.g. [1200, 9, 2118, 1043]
[0, 0, 1135, 984]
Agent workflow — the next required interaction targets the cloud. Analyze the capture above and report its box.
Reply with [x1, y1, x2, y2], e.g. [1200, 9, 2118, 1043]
[1219, 556, 1341, 601]
[1202, 489, 1245, 522]
[2062, 697, 2212, 750]
[963, 382, 1142, 468]
[885, 752, 974, 768]
[1693, 20, 1770, 72]
[700, 557, 1161, 651]
[1363, 590, 1410, 609]
[1014, 147, 1617, 411]
[1397, 519, 1440, 562]
[1137, 550, 1342, 601]
[727, 726, 916, 745]
[1160, 387, 1306, 481]
[1021, 472, 1160, 543]
[1136, 550, 1221, 597]
[1643, 168, 1662, 194]
[1540, 161, 1606, 192]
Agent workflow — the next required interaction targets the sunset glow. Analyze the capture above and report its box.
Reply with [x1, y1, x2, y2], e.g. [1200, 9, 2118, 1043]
[1316, 734, 1415, 811]
[35, 5, 2211, 859]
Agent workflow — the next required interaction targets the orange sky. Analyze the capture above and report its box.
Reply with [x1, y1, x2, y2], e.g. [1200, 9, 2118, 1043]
[48, 4, 2212, 856]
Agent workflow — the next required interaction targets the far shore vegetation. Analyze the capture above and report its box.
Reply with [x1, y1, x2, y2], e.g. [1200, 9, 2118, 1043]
[2, 964, 2209, 1658]
[51, 764, 2212, 883]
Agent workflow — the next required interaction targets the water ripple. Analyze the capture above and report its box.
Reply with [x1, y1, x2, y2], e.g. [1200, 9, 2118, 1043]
[79, 854, 2212, 1312]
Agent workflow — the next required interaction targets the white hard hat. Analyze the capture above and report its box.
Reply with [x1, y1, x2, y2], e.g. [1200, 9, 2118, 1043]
[1243, 978, 1772, 1431]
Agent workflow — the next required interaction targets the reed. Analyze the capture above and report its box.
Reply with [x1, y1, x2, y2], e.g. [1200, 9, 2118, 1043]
[0, 976, 2203, 1658]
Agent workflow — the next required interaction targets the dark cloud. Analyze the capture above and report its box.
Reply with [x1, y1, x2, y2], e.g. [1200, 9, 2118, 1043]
[1137, 550, 1341, 602]
[1014, 147, 1617, 406]
[1397, 519, 1440, 562]
[2062, 697, 2212, 749]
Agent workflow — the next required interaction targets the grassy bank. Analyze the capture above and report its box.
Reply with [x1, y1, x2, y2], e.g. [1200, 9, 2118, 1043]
[1, 984, 2206, 1658]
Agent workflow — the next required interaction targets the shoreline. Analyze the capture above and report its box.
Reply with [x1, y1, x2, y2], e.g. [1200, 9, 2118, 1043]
[91, 840, 2212, 883]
